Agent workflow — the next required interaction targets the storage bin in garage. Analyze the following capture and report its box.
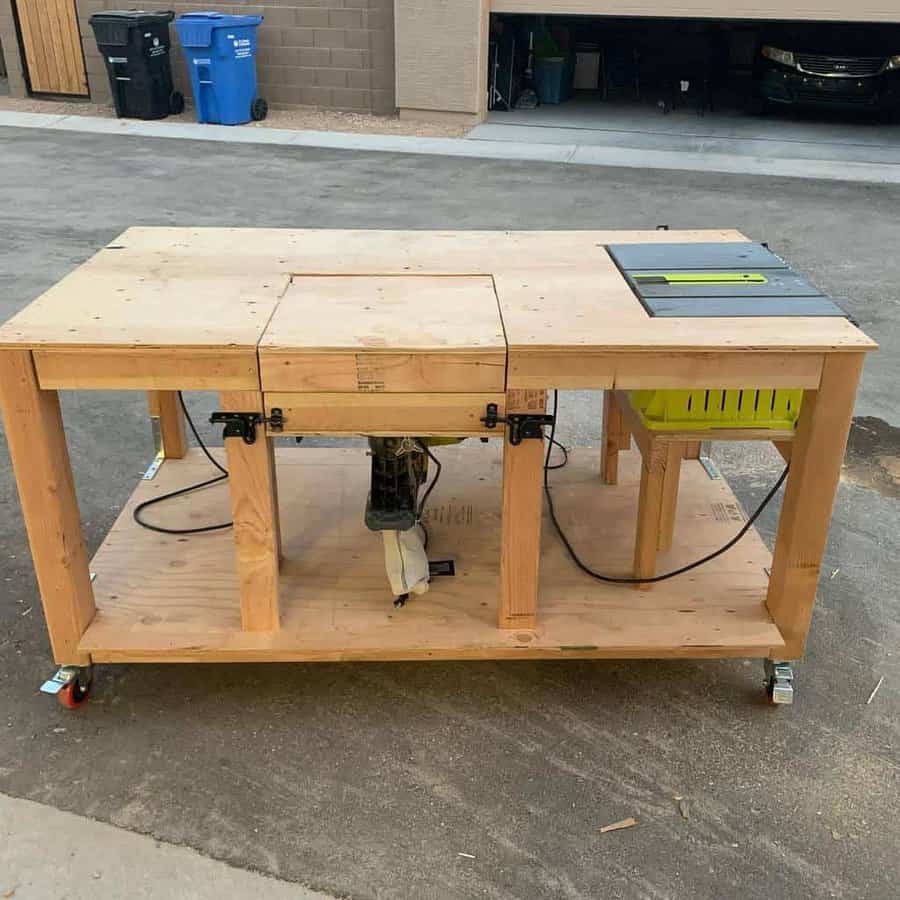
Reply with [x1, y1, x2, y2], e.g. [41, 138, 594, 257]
[628, 389, 804, 431]
[175, 12, 266, 125]
[534, 56, 574, 105]
[574, 43, 601, 90]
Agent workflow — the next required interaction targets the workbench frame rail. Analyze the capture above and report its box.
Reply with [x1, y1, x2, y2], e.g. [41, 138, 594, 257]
[0, 346, 865, 666]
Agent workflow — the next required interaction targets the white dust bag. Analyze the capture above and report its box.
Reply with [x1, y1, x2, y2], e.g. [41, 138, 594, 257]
[381, 527, 430, 597]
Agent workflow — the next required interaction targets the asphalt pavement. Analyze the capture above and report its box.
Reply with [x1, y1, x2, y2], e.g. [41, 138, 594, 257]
[0, 126, 897, 900]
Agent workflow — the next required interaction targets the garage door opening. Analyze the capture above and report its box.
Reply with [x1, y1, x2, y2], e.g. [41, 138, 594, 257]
[485, 15, 900, 136]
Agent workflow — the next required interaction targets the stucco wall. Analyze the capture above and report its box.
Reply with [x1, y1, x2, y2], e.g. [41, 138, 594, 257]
[394, 0, 488, 117]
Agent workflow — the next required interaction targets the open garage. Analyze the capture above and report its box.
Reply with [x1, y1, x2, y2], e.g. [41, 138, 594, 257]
[485, 17, 900, 118]
[394, 0, 900, 131]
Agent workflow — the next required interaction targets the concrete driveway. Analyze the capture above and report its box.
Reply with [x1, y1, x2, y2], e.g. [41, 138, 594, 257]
[0, 126, 897, 900]
[470, 96, 900, 181]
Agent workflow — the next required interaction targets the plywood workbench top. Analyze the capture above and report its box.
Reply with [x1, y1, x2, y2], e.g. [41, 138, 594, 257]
[0, 227, 876, 358]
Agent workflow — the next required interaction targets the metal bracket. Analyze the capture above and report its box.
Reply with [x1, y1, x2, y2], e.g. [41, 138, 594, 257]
[480, 403, 555, 446]
[40, 665, 92, 696]
[209, 408, 283, 444]
[699, 440, 720, 480]
[142, 415, 165, 480]
[143, 451, 165, 480]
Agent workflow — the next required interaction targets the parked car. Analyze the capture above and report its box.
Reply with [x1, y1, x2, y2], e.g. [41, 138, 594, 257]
[753, 24, 900, 116]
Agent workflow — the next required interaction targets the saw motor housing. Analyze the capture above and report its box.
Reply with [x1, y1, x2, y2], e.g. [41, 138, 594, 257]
[364, 437, 428, 533]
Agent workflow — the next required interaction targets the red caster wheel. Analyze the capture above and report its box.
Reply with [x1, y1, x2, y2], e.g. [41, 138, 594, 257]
[57, 678, 92, 709]
[41, 666, 93, 709]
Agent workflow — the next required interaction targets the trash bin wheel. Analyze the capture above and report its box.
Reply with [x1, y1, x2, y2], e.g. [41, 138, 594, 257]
[251, 97, 268, 121]
[170, 91, 185, 115]
[57, 676, 92, 710]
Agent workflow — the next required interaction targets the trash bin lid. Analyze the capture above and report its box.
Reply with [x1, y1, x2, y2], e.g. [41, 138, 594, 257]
[89, 9, 174, 24]
[175, 12, 263, 48]
[90, 10, 174, 46]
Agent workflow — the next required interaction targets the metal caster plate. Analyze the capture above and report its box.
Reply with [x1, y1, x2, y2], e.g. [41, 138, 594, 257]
[764, 660, 794, 705]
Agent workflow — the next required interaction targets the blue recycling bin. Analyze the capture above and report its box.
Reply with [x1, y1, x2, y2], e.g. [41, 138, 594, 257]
[175, 12, 266, 125]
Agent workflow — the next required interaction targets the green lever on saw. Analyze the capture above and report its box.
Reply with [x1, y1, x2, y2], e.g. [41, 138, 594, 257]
[631, 272, 769, 285]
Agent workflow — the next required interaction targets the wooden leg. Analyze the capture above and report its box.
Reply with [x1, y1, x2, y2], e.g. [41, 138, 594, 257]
[220, 391, 280, 632]
[499, 390, 546, 629]
[773, 440, 793, 463]
[657, 443, 683, 552]
[601, 390, 625, 485]
[633, 438, 681, 582]
[0, 350, 95, 664]
[683, 440, 702, 460]
[765, 354, 864, 659]
[147, 390, 188, 459]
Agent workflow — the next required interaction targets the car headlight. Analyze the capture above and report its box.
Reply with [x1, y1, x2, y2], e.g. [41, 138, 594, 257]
[887, 54, 900, 70]
[761, 45, 796, 68]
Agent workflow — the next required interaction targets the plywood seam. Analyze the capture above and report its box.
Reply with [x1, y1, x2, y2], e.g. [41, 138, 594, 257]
[252, 274, 295, 390]
[287, 272, 496, 278]
[261, 346, 507, 355]
[510, 345, 872, 355]
[490, 273, 511, 391]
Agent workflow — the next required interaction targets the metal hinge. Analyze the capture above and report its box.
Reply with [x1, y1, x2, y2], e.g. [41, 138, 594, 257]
[480, 402, 555, 446]
[209, 408, 283, 444]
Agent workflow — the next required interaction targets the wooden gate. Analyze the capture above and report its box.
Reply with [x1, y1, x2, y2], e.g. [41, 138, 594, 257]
[14, 0, 88, 95]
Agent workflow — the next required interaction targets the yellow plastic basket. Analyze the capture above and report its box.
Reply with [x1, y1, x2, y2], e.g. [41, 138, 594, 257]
[629, 389, 803, 432]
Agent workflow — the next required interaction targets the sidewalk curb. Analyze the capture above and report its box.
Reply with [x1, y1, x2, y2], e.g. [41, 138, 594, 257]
[0, 792, 337, 899]
[1, 108, 898, 183]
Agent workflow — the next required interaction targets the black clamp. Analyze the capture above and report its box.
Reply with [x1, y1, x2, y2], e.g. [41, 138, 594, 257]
[480, 402, 555, 446]
[209, 408, 283, 445]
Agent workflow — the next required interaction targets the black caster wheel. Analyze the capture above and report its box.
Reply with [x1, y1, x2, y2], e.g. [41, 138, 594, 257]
[251, 97, 268, 121]
[169, 91, 185, 115]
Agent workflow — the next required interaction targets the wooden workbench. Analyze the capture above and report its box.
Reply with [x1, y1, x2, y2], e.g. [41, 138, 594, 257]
[0, 228, 876, 677]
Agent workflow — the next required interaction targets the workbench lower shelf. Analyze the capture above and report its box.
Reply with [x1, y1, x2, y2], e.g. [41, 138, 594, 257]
[79, 446, 786, 663]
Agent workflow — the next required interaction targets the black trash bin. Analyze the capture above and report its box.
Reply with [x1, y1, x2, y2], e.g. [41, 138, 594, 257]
[89, 10, 184, 120]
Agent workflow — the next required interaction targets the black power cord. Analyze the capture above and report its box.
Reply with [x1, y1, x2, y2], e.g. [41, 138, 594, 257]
[545, 435, 569, 470]
[543, 390, 789, 584]
[133, 392, 233, 535]
[415, 439, 443, 551]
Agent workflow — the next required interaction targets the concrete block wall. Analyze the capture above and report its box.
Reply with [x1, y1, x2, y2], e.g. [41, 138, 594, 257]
[1, 0, 394, 113]
[0, 0, 28, 96]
